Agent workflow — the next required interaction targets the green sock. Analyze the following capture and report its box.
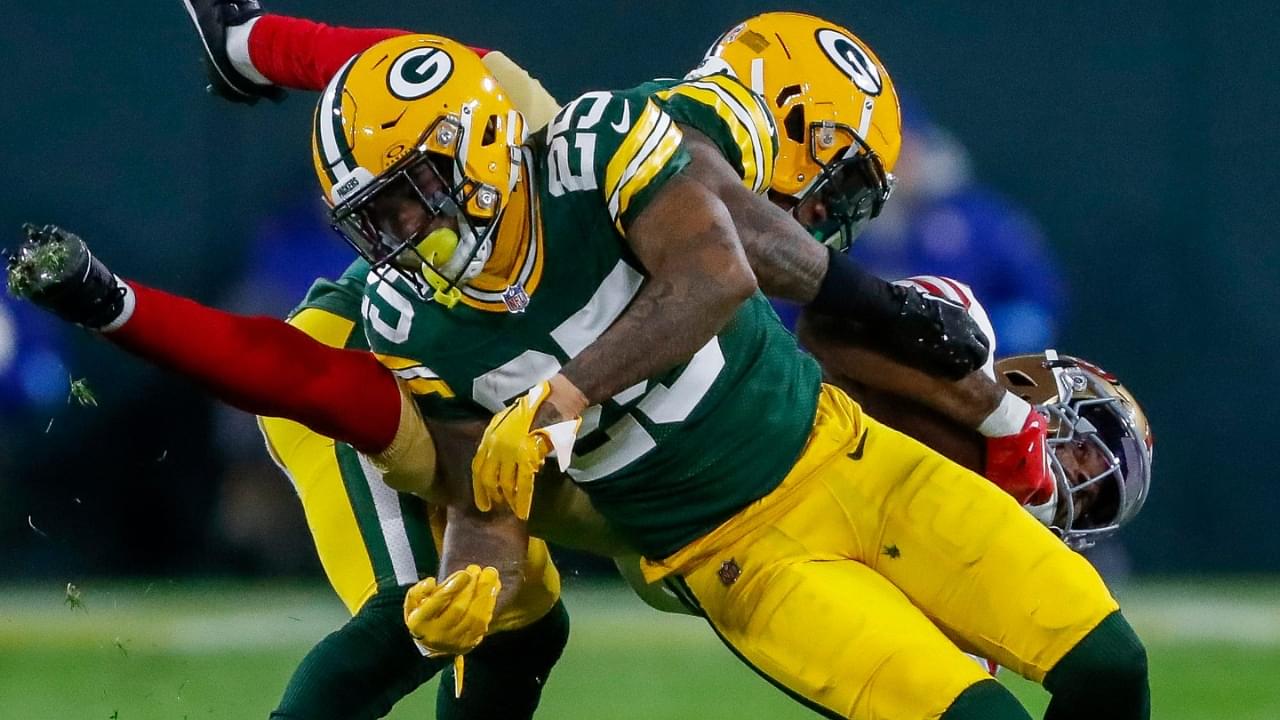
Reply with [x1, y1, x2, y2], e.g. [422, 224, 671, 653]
[436, 599, 571, 720]
[942, 678, 1034, 720]
[270, 587, 446, 720]
[1043, 611, 1150, 720]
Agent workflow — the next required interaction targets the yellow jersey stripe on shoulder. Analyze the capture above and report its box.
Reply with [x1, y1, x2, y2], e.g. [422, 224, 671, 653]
[287, 308, 356, 349]
[613, 119, 682, 233]
[697, 74, 776, 189]
[659, 76, 775, 193]
[604, 100, 665, 203]
[373, 353, 422, 371]
[401, 377, 456, 397]
[659, 82, 761, 189]
[373, 354, 456, 397]
[604, 100, 684, 233]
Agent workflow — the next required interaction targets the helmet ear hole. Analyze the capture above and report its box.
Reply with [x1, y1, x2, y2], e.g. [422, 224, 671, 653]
[481, 115, 500, 146]
[783, 104, 806, 144]
[1003, 370, 1039, 387]
[775, 84, 803, 108]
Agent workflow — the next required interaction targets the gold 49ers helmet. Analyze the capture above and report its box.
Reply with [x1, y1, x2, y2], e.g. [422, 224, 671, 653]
[996, 351, 1154, 550]
[703, 12, 901, 250]
[311, 34, 527, 306]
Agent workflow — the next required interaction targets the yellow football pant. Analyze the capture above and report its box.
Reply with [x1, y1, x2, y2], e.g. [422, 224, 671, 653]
[259, 307, 560, 631]
[654, 384, 1118, 719]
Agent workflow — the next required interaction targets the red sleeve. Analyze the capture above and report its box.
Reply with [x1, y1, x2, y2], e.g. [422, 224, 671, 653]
[109, 281, 401, 453]
[248, 14, 490, 91]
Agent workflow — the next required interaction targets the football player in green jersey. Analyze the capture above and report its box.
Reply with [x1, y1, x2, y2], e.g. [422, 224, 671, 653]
[310, 27, 1145, 719]
[10, 4, 1152, 712]
[191, 1, 1053, 506]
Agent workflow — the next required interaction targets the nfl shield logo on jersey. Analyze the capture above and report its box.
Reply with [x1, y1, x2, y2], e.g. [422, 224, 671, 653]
[502, 283, 530, 313]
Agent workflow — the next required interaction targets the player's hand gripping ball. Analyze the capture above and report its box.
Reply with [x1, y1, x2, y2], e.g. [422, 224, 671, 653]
[404, 564, 501, 656]
[472, 380, 580, 519]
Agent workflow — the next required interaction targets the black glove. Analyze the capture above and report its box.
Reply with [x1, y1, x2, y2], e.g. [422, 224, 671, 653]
[182, 0, 286, 105]
[7, 224, 128, 329]
[809, 246, 989, 380]
[878, 284, 990, 380]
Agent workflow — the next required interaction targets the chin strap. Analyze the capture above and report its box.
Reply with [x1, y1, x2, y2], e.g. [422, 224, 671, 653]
[1025, 480, 1060, 527]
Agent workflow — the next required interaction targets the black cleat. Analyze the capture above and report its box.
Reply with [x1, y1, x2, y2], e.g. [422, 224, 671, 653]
[181, 0, 285, 105]
[7, 224, 129, 330]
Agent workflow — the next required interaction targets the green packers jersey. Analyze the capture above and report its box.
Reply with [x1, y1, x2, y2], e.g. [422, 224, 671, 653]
[362, 75, 821, 558]
[289, 258, 370, 343]
[262, 258, 442, 609]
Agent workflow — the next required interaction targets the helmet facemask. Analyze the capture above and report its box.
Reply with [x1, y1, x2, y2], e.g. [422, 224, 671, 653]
[1041, 362, 1152, 550]
[330, 116, 506, 307]
[790, 117, 895, 252]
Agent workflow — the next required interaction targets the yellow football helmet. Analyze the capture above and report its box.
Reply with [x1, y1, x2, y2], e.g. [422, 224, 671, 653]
[311, 34, 527, 304]
[703, 12, 901, 249]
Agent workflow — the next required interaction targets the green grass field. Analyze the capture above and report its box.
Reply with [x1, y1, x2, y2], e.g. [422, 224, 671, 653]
[1, 578, 1277, 719]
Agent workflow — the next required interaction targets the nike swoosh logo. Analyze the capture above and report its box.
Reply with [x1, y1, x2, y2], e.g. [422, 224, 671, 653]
[611, 101, 632, 133]
[847, 431, 868, 461]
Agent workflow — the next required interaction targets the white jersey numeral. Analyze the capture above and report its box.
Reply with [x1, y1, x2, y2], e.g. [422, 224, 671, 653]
[545, 91, 612, 197]
[363, 271, 415, 344]
[568, 337, 724, 483]
[472, 349, 563, 413]
[364, 235, 727, 485]
[471, 337, 724, 484]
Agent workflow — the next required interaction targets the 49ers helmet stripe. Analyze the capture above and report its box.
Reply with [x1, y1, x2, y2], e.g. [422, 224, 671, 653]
[902, 275, 974, 310]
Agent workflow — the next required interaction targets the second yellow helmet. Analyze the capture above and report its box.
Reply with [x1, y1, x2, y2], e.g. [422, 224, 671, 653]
[704, 12, 902, 249]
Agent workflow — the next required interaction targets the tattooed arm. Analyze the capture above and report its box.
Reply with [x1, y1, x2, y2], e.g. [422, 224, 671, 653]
[680, 128, 988, 380]
[681, 130, 828, 302]
[533, 167, 757, 426]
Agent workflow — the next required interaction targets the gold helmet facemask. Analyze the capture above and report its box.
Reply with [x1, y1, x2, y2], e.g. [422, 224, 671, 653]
[787, 119, 895, 250]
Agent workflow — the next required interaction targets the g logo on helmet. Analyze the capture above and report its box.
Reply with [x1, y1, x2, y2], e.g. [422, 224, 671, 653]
[387, 47, 455, 100]
[815, 28, 882, 97]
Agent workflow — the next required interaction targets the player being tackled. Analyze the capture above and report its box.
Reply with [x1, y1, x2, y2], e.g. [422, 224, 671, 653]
[301, 27, 1147, 720]
[12, 7, 1153, 719]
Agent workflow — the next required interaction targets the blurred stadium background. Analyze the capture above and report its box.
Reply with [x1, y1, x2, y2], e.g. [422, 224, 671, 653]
[2, 0, 1277, 717]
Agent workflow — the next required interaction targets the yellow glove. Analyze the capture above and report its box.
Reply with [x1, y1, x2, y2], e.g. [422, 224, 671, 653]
[405, 565, 501, 655]
[472, 380, 582, 520]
